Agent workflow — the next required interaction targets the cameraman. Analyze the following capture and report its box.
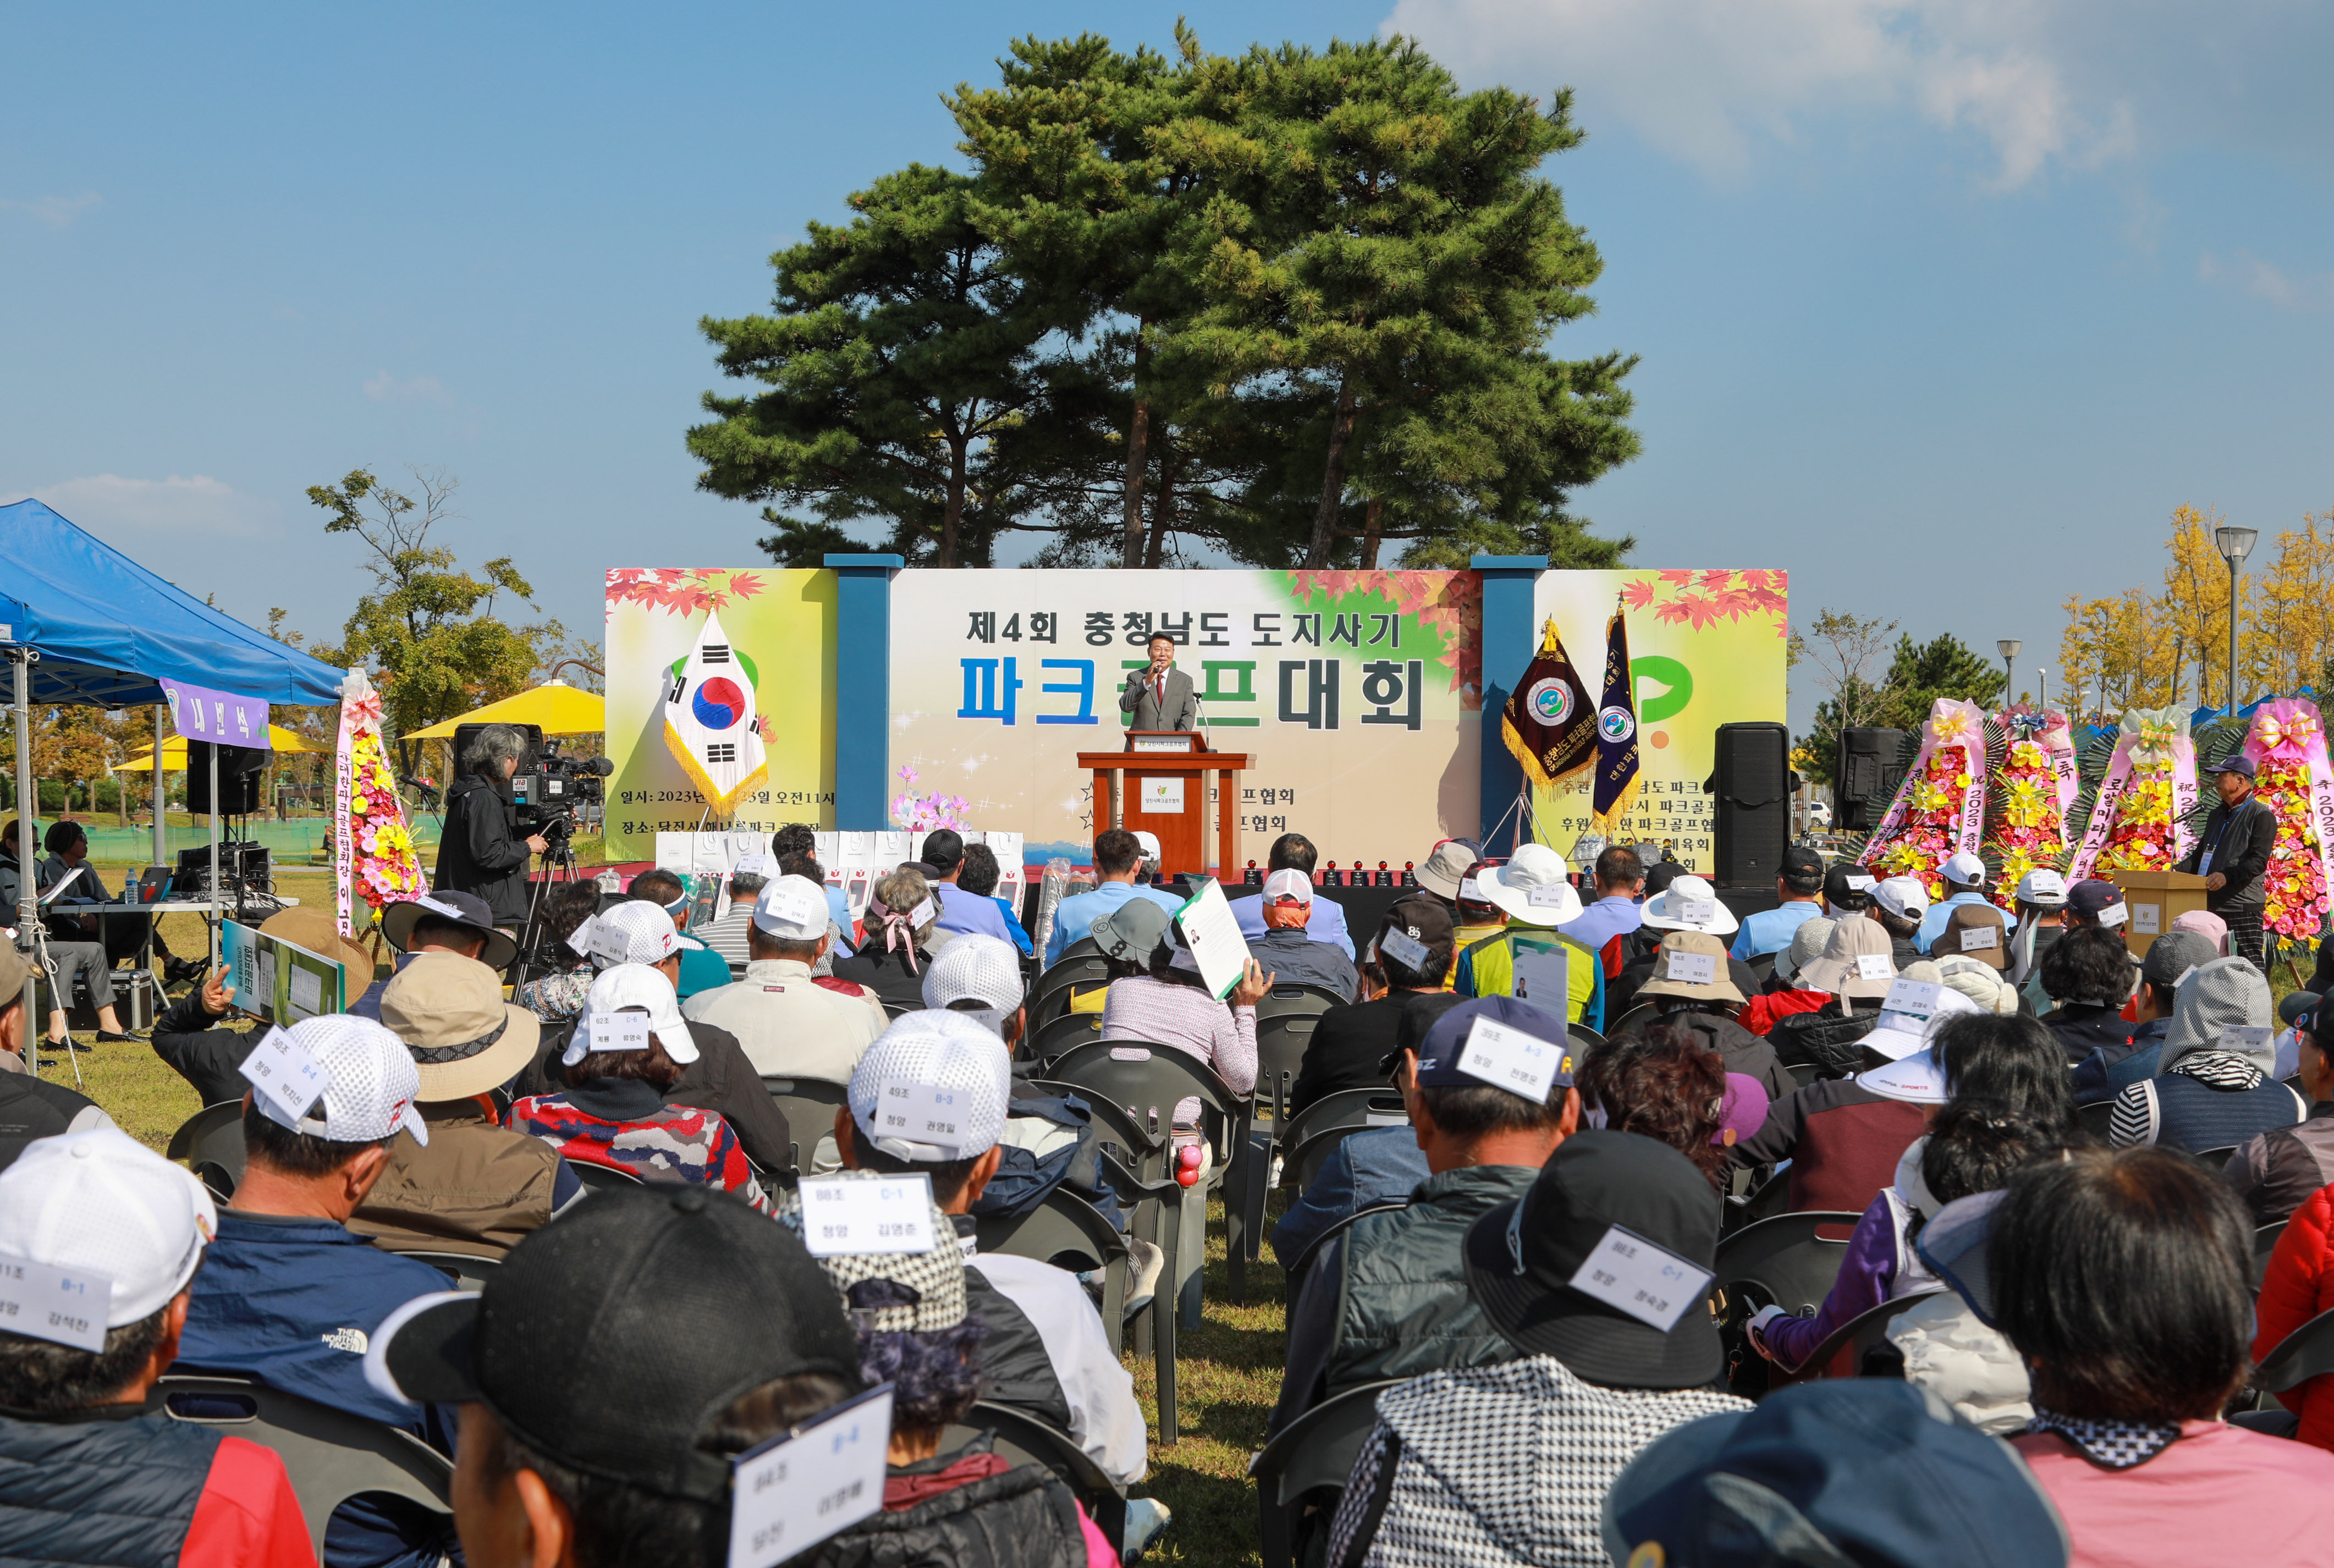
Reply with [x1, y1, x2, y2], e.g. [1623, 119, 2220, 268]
[433, 724, 546, 929]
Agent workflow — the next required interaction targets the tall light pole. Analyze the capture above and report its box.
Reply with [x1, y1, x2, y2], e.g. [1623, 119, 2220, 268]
[2216, 524, 2258, 713]
[2036, 668, 2049, 715]
[1997, 639, 2022, 708]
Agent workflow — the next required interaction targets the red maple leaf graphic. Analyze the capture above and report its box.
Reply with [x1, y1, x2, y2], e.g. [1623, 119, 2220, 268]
[1654, 601, 1692, 625]
[1657, 569, 1697, 586]
[1697, 569, 1734, 590]
[1620, 580, 1656, 610]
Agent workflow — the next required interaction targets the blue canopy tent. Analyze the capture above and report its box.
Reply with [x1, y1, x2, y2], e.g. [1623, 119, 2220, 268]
[3, 498, 347, 989]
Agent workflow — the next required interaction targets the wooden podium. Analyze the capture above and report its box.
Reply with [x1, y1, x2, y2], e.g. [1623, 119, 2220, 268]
[1079, 732, 1252, 878]
[2103, 868, 2210, 955]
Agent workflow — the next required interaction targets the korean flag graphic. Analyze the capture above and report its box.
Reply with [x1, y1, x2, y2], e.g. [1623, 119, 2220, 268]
[662, 610, 768, 812]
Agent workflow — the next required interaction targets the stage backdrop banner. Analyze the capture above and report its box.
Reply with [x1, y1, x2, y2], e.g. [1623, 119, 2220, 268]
[1526, 570, 1789, 873]
[602, 569, 838, 863]
[887, 569, 1483, 868]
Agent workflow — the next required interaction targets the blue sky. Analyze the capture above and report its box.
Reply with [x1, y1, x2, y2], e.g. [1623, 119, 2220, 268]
[6, 2, 2330, 732]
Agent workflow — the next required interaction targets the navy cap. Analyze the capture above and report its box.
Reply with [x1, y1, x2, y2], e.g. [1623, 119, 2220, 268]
[1413, 996, 1577, 1095]
[2210, 753, 2258, 778]
[1604, 1380, 2068, 1568]
[2066, 879, 2125, 922]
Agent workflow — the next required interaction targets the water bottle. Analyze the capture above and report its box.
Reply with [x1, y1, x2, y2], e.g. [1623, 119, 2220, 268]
[124, 870, 139, 904]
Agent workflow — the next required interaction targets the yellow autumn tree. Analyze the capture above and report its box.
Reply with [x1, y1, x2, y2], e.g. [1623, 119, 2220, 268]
[2059, 587, 2182, 714]
[2161, 503, 2249, 709]
[2248, 512, 2334, 698]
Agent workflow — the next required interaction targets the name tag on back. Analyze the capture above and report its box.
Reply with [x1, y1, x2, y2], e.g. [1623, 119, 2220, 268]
[1567, 1224, 1712, 1332]
[727, 1385, 894, 1568]
[797, 1175, 934, 1257]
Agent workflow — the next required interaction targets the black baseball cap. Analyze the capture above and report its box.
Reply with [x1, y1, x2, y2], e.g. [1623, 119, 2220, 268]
[1781, 846, 1824, 879]
[1823, 863, 1875, 910]
[2285, 991, 2321, 1032]
[1413, 996, 1578, 1093]
[369, 1186, 861, 1501]
[1461, 1128, 1724, 1389]
[1604, 1381, 2070, 1568]
[2066, 879, 2126, 924]
[1376, 893, 1455, 954]
[918, 829, 965, 871]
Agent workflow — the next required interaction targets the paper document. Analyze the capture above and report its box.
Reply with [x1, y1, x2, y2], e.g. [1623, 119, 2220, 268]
[1174, 878, 1253, 1001]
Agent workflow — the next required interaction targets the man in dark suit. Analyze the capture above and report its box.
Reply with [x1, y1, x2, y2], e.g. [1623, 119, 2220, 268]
[1119, 631, 1198, 731]
[2178, 754, 2280, 973]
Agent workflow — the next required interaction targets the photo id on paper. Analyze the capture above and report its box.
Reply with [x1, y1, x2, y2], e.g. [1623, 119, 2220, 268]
[1568, 1224, 1713, 1332]
[726, 1384, 894, 1568]
[797, 1175, 934, 1257]
[1456, 1015, 1566, 1103]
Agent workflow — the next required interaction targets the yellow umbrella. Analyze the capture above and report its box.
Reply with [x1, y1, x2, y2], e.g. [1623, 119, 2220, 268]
[117, 725, 319, 770]
[403, 681, 605, 740]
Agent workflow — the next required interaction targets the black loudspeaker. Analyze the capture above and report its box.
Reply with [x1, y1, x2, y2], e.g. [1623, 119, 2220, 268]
[1710, 722, 1795, 887]
[1836, 727, 1909, 832]
[185, 742, 265, 815]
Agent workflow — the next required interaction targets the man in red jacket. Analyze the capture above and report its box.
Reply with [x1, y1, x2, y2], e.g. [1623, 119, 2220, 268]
[0, 1126, 313, 1568]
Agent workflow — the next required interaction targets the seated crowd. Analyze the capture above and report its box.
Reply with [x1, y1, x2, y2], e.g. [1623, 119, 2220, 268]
[12, 809, 2334, 1568]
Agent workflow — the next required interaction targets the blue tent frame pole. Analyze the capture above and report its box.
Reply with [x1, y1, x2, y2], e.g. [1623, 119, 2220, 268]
[12, 650, 34, 964]
[207, 747, 220, 970]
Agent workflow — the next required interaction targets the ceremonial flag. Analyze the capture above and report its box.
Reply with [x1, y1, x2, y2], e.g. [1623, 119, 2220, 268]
[1500, 617, 1597, 790]
[663, 610, 768, 813]
[1591, 609, 1642, 827]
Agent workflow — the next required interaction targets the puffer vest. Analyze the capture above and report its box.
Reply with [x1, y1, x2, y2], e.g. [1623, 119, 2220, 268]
[2154, 1072, 2305, 1157]
[816, 1460, 1091, 1568]
[1327, 1164, 1538, 1395]
[0, 1406, 221, 1567]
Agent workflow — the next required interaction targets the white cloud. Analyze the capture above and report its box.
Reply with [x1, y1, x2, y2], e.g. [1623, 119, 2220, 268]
[2199, 251, 2334, 312]
[0, 192, 101, 227]
[0, 474, 271, 538]
[363, 371, 448, 403]
[1381, 0, 2141, 186]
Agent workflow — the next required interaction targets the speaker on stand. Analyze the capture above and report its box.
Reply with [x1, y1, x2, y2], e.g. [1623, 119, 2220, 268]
[1709, 722, 1797, 891]
[1836, 727, 1911, 832]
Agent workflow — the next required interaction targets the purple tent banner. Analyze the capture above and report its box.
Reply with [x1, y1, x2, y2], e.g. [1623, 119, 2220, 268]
[159, 678, 272, 750]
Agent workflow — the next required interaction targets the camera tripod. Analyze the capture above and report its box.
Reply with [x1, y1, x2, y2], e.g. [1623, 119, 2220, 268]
[508, 813, 585, 986]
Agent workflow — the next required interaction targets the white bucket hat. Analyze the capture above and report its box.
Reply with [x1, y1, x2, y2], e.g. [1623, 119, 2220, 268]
[1639, 873, 1740, 936]
[1477, 842, 1583, 926]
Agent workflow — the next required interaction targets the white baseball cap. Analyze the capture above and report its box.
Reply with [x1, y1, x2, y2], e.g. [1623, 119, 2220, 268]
[751, 874, 830, 942]
[730, 853, 779, 882]
[2013, 868, 2069, 908]
[1857, 980, 1983, 1063]
[1639, 872, 1739, 936]
[849, 1009, 1012, 1162]
[1132, 830, 1162, 863]
[254, 1015, 430, 1146]
[1939, 852, 1988, 887]
[560, 963, 698, 1068]
[1262, 868, 1314, 904]
[575, 900, 701, 970]
[1478, 841, 1584, 927]
[1872, 876, 1931, 920]
[1856, 1044, 1951, 1105]
[0, 1127, 217, 1331]
[920, 935, 1025, 1035]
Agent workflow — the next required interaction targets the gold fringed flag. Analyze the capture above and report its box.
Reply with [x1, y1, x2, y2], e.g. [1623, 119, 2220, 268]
[1591, 608, 1642, 829]
[1500, 617, 1596, 790]
[663, 609, 769, 813]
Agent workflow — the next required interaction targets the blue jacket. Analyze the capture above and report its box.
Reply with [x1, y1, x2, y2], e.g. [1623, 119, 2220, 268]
[1731, 900, 1824, 961]
[1270, 1126, 1429, 1267]
[177, 1209, 462, 1568]
[933, 881, 1015, 945]
[1230, 890, 1356, 960]
[1043, 880, 1185, 967]
[992, 896, 1034, 956]
[2073, 1017, 2168, 1104]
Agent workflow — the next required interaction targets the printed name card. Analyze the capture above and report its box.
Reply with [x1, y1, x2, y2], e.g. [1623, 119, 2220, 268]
[1678, 898, 1717, 925]
[1854, 954, 1894, 981]
[1378, 928, 1431, 973]
[761, 887, 826, 932]
[875, 1082, 967, 1155]
[1661, 950, 1718, 987]
[0, 1253, 111, 1351]
[727, 1385, 894, 1568]
[1567, 1224, 1713, 1332]
[583, 918, 634, 967]
[1843, 874, 1875, 892]
[1958, 926, 2000, 952]
[2221, 1025, 2272, 1055]
[1458, 877, 1482, 902]
[798, 1175, 934, 1257]
[1456, 1015, 1566, 1103]
[585, 1013, 652, 1054]
[1527, 884, 1571, 909]
[239, 1028, 332, 1125]
[1880, 978, 1944, 1023]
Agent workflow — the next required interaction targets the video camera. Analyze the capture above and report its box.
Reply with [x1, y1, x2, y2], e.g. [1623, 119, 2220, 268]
[452, 722, 614, 848]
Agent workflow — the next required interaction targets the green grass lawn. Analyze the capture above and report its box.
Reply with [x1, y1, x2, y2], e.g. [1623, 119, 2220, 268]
[49, 857, 1288, 1565]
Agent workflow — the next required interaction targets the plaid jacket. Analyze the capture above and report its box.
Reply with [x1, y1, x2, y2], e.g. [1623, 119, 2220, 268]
[511, 1077, 769, 1212]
